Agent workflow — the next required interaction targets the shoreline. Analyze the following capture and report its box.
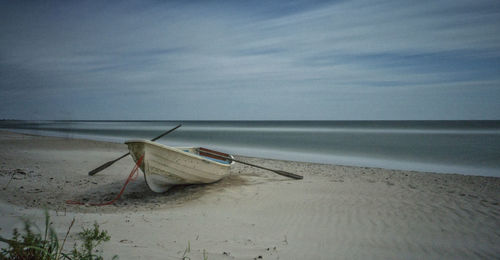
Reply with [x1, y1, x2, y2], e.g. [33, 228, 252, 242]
[1, 130, 499, 259]
[3, 120, 499, 178]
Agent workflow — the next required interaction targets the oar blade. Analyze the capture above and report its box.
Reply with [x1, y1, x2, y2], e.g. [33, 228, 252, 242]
[88, 160, 116, 176]
[273, 170, 303, 180]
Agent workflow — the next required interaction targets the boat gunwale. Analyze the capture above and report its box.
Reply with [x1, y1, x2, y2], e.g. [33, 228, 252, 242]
[124, 139, 235, 167]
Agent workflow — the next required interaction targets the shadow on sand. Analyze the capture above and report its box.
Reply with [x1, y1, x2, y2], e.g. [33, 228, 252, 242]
[64, 173, 250, 213]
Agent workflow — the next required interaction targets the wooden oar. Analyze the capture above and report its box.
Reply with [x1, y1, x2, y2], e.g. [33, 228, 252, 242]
[88, 124, 182, 176]
[199, 149, 303, 180]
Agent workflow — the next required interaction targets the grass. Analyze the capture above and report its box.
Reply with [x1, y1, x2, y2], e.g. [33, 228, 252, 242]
[182, 241, 208, 260]
[0, 210, 117, 260]
[181, 240, 190, 260]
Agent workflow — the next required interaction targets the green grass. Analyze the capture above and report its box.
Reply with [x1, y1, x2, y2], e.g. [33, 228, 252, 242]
[0, 210, 117, 260]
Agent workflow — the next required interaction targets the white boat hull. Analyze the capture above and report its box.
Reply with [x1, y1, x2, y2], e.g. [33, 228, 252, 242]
[125, 140, 234, 193]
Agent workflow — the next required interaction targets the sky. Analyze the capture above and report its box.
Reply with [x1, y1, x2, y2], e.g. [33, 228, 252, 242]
[1, 0, 500, 120]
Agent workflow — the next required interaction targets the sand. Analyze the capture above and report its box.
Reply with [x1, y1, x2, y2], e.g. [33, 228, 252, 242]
[0, 130, 499, 259]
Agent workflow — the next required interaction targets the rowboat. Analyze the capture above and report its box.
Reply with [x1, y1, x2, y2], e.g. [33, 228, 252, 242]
[125, 140, 234, 193]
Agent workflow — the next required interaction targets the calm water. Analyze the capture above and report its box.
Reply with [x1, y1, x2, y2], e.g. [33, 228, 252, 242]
[1, 120, 499, 177]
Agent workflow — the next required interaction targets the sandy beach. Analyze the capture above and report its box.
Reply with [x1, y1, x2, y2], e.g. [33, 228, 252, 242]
[0, 130, 499, 259]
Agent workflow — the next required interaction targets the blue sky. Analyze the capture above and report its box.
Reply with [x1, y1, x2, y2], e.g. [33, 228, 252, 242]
[1, 0, 499, 120]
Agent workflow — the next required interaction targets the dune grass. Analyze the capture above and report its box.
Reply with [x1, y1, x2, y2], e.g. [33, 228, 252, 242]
[0, 210, 116, 260]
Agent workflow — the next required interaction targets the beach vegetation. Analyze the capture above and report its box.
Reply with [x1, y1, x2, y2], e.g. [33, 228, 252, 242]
[181, 241, 208, 260]
[182, 241, 191, 260]
[0, 210, 117, 260]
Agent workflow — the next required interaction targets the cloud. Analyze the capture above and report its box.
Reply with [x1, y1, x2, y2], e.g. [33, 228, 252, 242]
[1, 0, 499, 119]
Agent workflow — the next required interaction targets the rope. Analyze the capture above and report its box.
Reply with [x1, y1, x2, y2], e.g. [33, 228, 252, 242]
[66, 155, 144, 206]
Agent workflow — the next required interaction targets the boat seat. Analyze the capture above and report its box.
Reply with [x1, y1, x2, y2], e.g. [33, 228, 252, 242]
[198, 147, 232, 164]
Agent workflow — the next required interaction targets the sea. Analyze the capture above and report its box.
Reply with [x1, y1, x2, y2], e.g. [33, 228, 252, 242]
[1, 120, 499, 177]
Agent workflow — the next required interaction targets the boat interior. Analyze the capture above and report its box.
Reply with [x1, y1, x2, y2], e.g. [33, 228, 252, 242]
[180, 147, 233, 165]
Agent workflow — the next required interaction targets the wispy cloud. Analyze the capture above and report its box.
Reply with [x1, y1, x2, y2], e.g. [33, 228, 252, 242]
[1, 0, 499, 119]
